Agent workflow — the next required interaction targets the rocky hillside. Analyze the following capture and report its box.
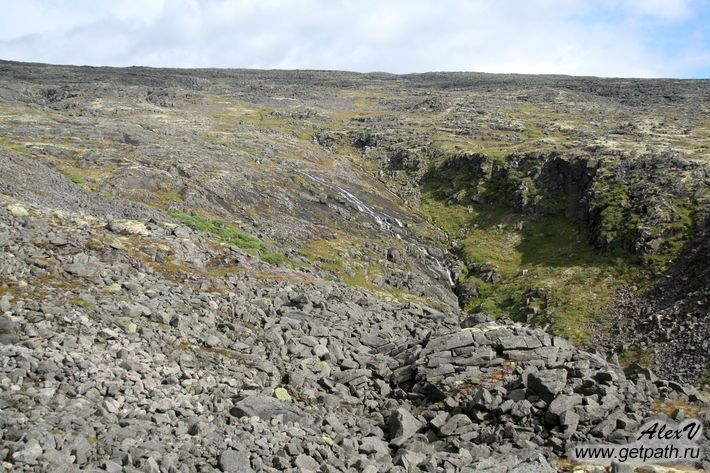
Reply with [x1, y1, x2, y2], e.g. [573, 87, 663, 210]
[0, 61, 708, 471]
[1, 190, 707, 472]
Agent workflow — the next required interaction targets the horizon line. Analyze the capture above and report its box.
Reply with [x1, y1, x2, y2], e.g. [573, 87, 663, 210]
[1, 58, 708, 81]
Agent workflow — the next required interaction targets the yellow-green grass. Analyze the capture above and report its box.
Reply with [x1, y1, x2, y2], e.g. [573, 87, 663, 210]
[421, 192, 644, 344]
[169, 210, 284, 266]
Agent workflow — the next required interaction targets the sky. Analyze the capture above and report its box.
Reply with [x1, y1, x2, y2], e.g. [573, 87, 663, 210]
[0, 0, 708, 78]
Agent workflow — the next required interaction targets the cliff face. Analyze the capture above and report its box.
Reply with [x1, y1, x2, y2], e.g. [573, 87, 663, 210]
[420, 150, 704, 256]
[413, 147, 708, 383]
[600, 212, 710, 384]
[0, 60, 708, 471]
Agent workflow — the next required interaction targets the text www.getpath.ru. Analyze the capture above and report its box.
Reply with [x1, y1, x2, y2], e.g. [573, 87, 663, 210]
[573, 444, 702, 463]
[569, 419, 704, 464]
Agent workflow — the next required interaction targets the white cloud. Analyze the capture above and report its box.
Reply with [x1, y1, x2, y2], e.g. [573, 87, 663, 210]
[622, 0, 693, 21]
[0, 0, 706, 77]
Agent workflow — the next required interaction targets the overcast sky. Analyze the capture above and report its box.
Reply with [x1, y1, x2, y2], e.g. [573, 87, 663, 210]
[0, 0, 708, 78]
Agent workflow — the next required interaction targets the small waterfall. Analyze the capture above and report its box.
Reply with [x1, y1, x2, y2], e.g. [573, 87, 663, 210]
[419, 247, 455, 288]
[298, 169, 456, 289]
[299, 170, 400, 231]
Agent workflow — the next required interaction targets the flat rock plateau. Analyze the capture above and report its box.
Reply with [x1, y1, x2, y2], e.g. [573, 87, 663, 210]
[0, 60, 708, 472]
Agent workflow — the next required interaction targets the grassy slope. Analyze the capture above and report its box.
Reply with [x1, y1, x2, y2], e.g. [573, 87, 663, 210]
[422, 195, 642, 343]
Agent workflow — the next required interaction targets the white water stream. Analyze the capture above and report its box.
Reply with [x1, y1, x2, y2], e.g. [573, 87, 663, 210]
[298, 170, 456, 288]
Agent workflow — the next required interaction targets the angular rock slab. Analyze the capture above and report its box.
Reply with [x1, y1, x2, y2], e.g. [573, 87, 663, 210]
[230, 395, 307, 425]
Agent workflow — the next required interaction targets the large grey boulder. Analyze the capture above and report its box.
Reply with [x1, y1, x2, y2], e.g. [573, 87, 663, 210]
[64, 253, 104, 278]
[388, 408, 423, 445]
[422, 330, 474, 354]
[527, 369, 567, 403]
[219, 450, 253, 473]
[229, 395, 306, 425]
[546, 393, 583, 424]
[359, 436, 391, 461]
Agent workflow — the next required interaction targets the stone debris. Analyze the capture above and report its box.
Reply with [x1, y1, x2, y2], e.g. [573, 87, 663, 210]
[0, 200, 706, 472]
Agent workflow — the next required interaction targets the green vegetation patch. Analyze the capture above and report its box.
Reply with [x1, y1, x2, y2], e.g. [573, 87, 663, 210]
[423, 194, 640, 343]
[169, 210, 284, 265]
[420, 156, 648, 344]
[0, 138, 28, 154]
[618, 345, 654, 368]
[63, 171, 85, 185]
[699, 367, 710, 392]
[301, 236, 432, 305]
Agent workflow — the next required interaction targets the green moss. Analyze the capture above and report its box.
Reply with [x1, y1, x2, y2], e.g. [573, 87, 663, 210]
[619, 345, 654, 367]
[301, 238, 347, 277]
[297, 128, 317, 141]
[55, 165, 117, 193]
[524, 122, 545, 140]
[63, 171, 85, 185]
[168, 210, 285, 266]
[151, 189, 184, 205]
[644, 199, 697, 271]
[69, 297, 94, 308]
[595, 181, 629, 239]
[260, 251, 285, 266]
[169, 210, 263, 252]
[0, 139, 28, 154]
[454, 214, 634, 344]
[699, 367, 710, 390]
